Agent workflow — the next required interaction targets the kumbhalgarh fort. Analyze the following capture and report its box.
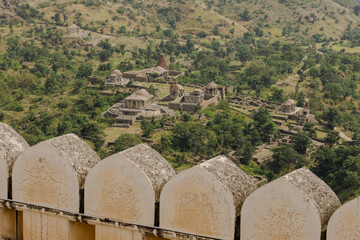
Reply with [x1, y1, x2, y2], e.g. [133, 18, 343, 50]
[0, 122, 359, 240]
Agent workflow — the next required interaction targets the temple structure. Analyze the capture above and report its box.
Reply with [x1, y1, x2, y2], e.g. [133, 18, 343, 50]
[103, 89, 174, 126]
[168, 82, 224, 112]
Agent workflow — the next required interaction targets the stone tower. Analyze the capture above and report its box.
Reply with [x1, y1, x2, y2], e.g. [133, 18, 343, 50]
[157, 54, 169, 70]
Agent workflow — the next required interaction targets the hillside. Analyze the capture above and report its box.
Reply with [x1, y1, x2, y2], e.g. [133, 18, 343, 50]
[1, 0, 359, 41]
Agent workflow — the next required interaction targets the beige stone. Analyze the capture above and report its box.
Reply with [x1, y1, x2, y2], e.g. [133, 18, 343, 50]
[46, 134, 101, 187]
[69, 222, 95, 240]
[327, 197, 360, 240]
[121, 144, 175, 201]
[22, 211, 70, 240]
[241, 167, 341, 240]
[0, 123, 29, 173]
[0, 208, 16, 239]
[12, 141, 79, 211]
[0, 123, 29, 199]
[95, 225, 142, 240]
[0, 155, 8, 199]
[85, 152, 155, 224]
[160, 155, 254, 240]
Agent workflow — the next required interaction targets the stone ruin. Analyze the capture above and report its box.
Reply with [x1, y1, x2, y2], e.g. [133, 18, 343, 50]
[241, 168, 341, 240]
[66, 24, 80, 36]
[0, 124, 358, 240]
[168, 83, 223, 113]
[103, 89, 175, 126]
[157, 54, 169, 71]
[122, 54, 184, 82]
[106, 69, 129, 86]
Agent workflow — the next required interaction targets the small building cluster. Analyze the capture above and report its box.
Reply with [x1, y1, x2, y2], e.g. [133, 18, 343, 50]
[103, 89, 174, 126]
[168, 82, 225, 112]
[122, 55, 184, 83]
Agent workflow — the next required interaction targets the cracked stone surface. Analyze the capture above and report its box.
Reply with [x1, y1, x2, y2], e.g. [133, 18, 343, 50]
[121, 144, 175, 201]
[200, 155, 256, 215]
[47, 134, 101, 187]
[85, 152, 155, 224]
[284, 167, 341, 227]
[241, 167, 341, 240]
[0, 123, 29, 174]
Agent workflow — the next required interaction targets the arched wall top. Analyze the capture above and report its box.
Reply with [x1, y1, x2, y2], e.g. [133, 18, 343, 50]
[121, 144, 175, 201]
[0, 123, 29, 174]
[283, 167, 341, 226]
[241, 167, 341, 240]
[200, 155, 256, 215]
[46, 134, 101, 187]
[85, 152, 155, 224]
[12, 141, 79, 211]
[160, 165, 236, 240]
[327, 197, 360, 240]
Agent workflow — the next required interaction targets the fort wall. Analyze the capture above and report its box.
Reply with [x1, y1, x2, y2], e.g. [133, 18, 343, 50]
[0, 123, 358, 240]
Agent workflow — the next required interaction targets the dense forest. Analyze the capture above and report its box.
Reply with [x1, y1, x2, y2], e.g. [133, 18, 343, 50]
[1, 0, 360, 203]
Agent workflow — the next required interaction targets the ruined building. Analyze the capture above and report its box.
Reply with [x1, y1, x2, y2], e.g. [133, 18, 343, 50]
[122, 55, 184, 82]
[103, 89, 174, 126]
[168, 82, 223, 112]
[0, 123, 358, 240]
[106, 69, 129, 86]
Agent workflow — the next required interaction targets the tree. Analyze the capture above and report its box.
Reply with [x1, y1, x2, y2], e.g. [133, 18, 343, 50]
[113, 134, 142, 152]
[269, 88, 285, 103]
[303, 122, 316, 138]
[236, 45, 253, 64]
[269, 145, 305, 175]
[141, 118, 155, 138]
[354, 5, 360, 16]
[324, 130, 340, 147]
[252, 108, 275, 141]
[293, 132, 311, 154]
[323, 107, 342, 129]
[54, 13, 61, 23]
[76, 63, 93, 79]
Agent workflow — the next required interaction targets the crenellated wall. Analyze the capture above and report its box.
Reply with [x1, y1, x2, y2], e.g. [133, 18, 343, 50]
[0, 123, 358, 240]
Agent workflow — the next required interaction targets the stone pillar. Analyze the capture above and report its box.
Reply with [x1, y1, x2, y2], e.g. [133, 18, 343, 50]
[160, 156, 256, 240]
[241, 168, 341, 240]
[327, 197, 360, 240]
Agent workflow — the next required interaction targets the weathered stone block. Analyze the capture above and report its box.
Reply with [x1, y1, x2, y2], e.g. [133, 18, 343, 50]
[241, 167, 341, 240]
[160, 156, 255, 240]
[22, 211, 70, 240]
[85, 152, 155, 224]
[95, 225, 142, 240]
[0, 207, 16, 239]
[12, 141, 79, 211]
[327, 197, 360, 240]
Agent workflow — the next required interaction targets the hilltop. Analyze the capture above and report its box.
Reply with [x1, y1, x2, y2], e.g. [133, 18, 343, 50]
[1, 0, 359, 42]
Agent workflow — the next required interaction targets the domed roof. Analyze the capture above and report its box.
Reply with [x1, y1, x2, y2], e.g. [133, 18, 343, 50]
[207, 82, 218, 89]
[285, 99, 296, 105]
[134, 89, 152, 97]
[170, 84, 184, 91]
[111, 69, 122, 76]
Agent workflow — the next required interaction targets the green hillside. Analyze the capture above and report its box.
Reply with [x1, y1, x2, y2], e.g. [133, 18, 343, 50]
[1, 0, 359, 41]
